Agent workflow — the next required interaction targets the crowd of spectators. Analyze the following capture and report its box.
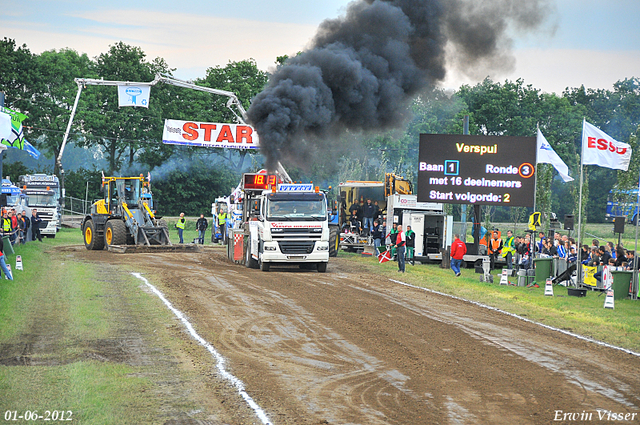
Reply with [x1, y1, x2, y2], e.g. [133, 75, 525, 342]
[0, 207, 44, 280]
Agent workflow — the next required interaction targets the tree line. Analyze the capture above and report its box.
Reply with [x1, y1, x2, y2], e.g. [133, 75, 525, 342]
[1, 38, 639, 221]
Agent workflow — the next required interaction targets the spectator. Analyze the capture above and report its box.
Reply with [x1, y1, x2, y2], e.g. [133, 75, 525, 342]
[31, 209, 43, 242]
[371, 220, 383, 250]
[217, 208, 228, 245]
[1, 210, 11, 237]
[615, 245, 626, 266]
[176, 212, 186, 244]
[567, 246, 578, 264]
[587, 246, 600, 267]
[607, 241, 616, 259]
[348, 213, 362, 234]
[388, 223, 398, 259]
[0, 236, 13, 280]
[9, 210, 18, 244]
[488, 230, 502, 269]
[502, 230, 516, 269]
[349, 201, 361, 223]
[373, 201, 382, 222]
[405, 225, 415, 266]
[595, 257, 617, 285]
[20, 211, 30, 244]
[518, 235, 532, 269]
[598, 246, 611, 266]
[591, 239, 600, 250]
[196, 214, 208, 244]
[536, 231, 546, 253]
[556, 239, 567, 259]
[554, 232, 562, 247]
[546, 239, 558, 257]
[626, 250, 635, 271]
[450, 234, 467, 277]
[393, 224, 406, 273]
[362, 199, 375, 233]
[580, 245, 590, 265]
[17, 212, 26, 244]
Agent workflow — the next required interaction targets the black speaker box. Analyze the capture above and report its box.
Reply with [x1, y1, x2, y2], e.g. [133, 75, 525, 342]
[614, 216, 625, 234]
[564, 214, 574, 231]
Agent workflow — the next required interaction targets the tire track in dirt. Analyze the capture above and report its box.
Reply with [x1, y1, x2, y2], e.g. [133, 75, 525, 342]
[73, 248, 640, 424]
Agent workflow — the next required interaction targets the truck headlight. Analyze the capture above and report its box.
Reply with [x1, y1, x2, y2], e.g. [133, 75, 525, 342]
[264, 246, 277, 251]
[316, 242, 329, 251]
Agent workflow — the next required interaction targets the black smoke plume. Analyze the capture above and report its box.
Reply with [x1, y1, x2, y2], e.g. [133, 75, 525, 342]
[247, 0, 554, 169]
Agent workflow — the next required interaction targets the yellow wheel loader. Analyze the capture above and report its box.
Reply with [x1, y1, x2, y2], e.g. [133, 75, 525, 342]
[81, 175, 171, 250]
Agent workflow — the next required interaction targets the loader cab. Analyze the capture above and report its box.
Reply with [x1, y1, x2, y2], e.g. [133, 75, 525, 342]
[102, 177, 143, 215]
[116, 179, 141, 206]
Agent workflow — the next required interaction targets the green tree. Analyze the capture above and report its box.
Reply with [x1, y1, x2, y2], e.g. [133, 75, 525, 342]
[197, 59, 269, 171]
[151, 159, 239, 216]
[31, 48, 94, 175]
[76, 42, 171, 174]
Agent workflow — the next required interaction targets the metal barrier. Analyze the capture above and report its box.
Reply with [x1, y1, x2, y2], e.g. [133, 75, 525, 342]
[62, 196, 92, 217]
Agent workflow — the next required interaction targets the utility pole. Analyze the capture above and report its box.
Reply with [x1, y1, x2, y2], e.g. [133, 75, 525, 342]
[0, 91, 4, 182]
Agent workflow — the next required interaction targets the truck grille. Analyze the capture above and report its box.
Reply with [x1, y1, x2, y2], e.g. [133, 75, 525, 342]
[37, 211, 54, 220]
[271, 228, 322, 240]
[278, 241, 315, 254]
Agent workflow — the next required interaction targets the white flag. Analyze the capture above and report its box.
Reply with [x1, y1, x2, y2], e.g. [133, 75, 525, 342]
[582, 119, 632, 171]
[117, 85, 151, 108]
[537, 129, 573, 182]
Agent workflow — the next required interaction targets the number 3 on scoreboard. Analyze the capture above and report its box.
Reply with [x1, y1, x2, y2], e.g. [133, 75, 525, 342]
[504, 193, 511, 203]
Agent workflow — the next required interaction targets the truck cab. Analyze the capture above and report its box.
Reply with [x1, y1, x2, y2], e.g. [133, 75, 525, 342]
[237, 174, 330, 272]
[18, 174, 61, 237]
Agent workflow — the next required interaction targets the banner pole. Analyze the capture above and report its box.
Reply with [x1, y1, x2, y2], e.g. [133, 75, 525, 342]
[634, 171, 640, 300]
[576, 119, 586, 287]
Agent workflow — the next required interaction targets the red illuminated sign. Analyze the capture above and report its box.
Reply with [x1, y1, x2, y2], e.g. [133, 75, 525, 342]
[243, 174, 277, 190]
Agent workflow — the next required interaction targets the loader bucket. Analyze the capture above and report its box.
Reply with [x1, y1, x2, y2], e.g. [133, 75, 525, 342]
[136, 225, 172, 246]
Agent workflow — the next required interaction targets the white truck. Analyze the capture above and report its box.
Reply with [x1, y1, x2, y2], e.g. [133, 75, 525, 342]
[229, 173, 330, 272]
[18, 174, 61, 237]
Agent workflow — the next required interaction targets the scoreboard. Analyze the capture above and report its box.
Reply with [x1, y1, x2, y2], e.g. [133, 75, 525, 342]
[417, 134, 536, 207]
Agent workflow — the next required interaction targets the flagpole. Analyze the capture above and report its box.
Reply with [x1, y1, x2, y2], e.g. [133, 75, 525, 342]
[576, 119, 586, 287]
[634, 171, 640, 300]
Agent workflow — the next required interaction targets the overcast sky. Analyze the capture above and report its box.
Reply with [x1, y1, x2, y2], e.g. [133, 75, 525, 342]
[2, 0, 639, 94]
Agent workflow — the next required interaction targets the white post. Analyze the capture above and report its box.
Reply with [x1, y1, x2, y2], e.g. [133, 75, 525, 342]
[633, 172, 640, 300]
[576, 119, 586, 286]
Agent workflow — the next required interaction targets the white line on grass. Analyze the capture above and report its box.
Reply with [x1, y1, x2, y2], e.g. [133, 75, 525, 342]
[390, 278, 640, 358]
[132, 272, 273, 425]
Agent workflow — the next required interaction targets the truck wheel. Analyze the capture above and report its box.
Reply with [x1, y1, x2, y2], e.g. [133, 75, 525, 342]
[329, 225, 339, 257]
[245, 242, 258, 269]
[317, 262, 327, 273]
[260, 260, 270, 272]
[157, 219, 168, 230]
[83, 220, 104, 251]
[105, 220, 127, 247]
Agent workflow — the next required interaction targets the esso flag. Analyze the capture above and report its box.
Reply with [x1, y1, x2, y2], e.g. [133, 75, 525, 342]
[582, 120, 631, 171]
[162, 119, 260, 149]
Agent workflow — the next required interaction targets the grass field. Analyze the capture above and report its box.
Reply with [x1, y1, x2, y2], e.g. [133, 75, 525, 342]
[0, 229, 207, 424]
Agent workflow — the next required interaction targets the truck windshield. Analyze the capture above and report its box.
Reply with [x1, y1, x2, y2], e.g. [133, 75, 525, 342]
[5, 195, 19, 206]
[28, 194, 56, 207]
[267, 199, 327, 221]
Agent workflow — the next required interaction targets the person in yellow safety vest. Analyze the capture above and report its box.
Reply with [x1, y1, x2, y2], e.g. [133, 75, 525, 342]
[175, 212, 186, 244]
[501, 230, 516, 269]
[2, 210, 11, 234]
[488, 230, 503, 270]
[218, 210, 227, 245]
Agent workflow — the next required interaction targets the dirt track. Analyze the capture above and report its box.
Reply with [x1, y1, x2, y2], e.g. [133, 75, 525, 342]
[73, 247, 640, 424]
